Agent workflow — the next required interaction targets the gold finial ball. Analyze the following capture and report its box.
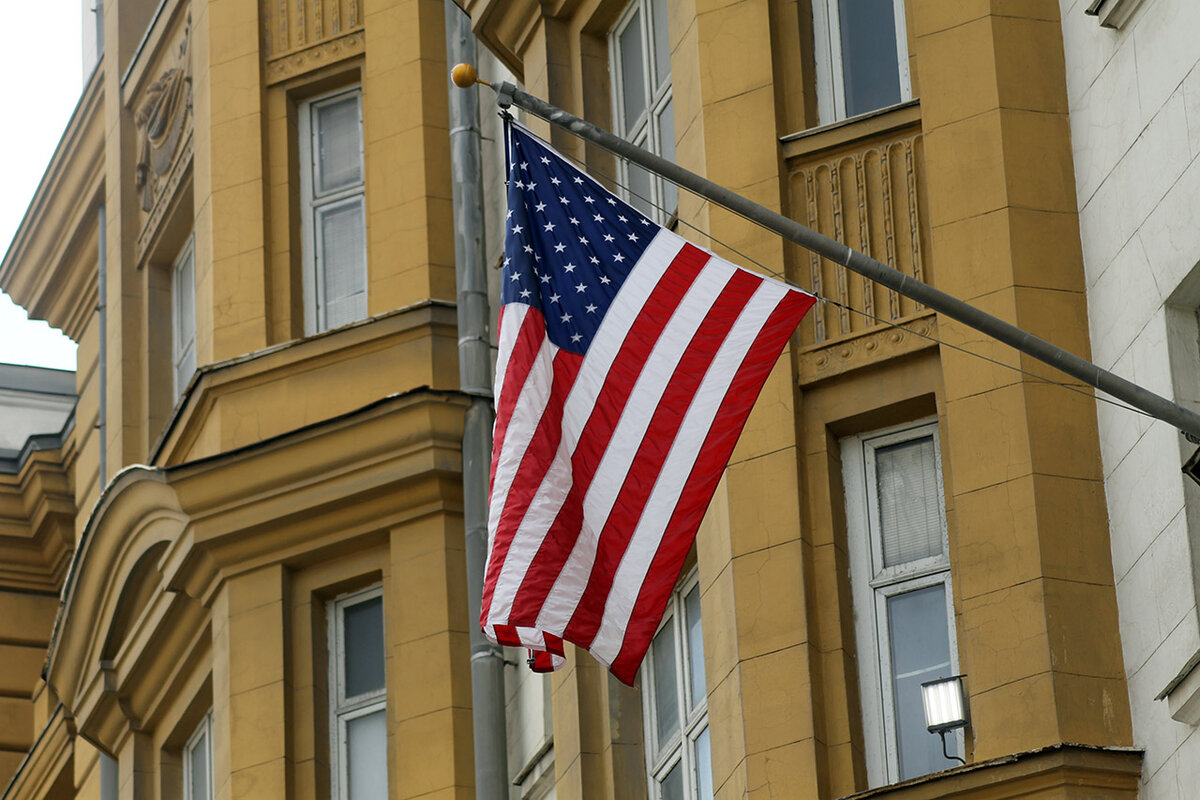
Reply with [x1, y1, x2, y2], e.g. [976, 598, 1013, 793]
[451, 63, 478, 88]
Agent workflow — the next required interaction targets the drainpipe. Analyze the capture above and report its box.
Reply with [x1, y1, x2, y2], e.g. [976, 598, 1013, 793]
[96, 203, 117, 799]
[445, 3, 508, 799]
[97, 204, 107, 482]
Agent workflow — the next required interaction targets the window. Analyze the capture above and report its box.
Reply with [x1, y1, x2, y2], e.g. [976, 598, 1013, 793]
[642, 571, 712, 800]
[611, 0, 676, 222]
[183, 712, 213, 800]
[841, 421, 960, 786]
[172, 236, 196, 399]
[812, 0, 912, 124]
[300, 87, 367, 334]
[330, 585, 388, 800]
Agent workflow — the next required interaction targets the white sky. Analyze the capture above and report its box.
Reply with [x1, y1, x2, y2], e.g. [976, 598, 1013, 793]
[0, 1, 83, 372]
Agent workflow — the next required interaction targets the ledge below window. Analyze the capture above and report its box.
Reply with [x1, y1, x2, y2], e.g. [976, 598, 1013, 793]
[837, 744, 1141, 800]
[1084, 0, 1147, 29]
[1156, 647, 1200, 725]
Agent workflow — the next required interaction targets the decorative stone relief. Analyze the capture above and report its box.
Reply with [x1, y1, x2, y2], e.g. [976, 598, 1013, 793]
[262, 0, 363, 59]
[265, 30, 364, 85]
[789, 127, 927, 347]
[134, 15, 192, 214]
[797, 311, 937, 386]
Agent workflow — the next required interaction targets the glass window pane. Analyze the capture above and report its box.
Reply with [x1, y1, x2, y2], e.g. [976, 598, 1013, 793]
[656, 99, 677, 215]
[875, 436, 942, 567]
[651, 623, 680, 750]
[174, 243, 196, 396]
[695, 726, 713, 800]
[176, 341, 196, 398]
[886, 584, 954, 780]
[659, 761, 684, 800]
[188, 727, 209, 800]
[346, 709, 388, 800]
[650, 0, 671, 90]
[684, 584, 705, 710]
[837, 0, 903, 118]
[175, 245, 195, 343]
[318, 198, 368, 330]
[627, 162, 654, 218]
[618, 11, 647, 133]
[344, 596, 385, 698]
[315, 94, 363, 194]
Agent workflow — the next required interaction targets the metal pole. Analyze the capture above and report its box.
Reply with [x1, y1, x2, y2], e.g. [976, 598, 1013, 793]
[489, 81, 1200, 441]
[445, 7, 509, 800]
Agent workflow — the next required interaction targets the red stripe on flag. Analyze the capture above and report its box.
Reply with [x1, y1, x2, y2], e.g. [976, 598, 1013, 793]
[504, 243, 711, 626]
[489, 308, 550, 496]
[481, 348, 583, 621]
[608, 289, 816, 684]
[563, 269, 764, 647]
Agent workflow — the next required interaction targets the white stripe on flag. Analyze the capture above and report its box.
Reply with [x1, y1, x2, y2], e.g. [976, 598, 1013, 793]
[491, 300, 527, 407]
[486, 307, 556, 559]
[589, 277, 794, 665]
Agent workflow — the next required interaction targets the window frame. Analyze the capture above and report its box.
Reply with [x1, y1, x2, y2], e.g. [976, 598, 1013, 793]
[842, 419, 960, 787]
[171, 234, 196, 401]
[182, 711, 213, 800]
[640, 568, 710, 800]
[609, 0, 676, 223]
[298, 85, 368, 336]
[811, 0, 912, 125]
[328, 584, 387, 800]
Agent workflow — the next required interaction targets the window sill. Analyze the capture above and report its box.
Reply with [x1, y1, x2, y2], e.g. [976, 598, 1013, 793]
[837, 744, 1141, 800]
[1084, 0, 1147, 29]
[780, 100, 921, 161]
[1156, 647, 1200, 725]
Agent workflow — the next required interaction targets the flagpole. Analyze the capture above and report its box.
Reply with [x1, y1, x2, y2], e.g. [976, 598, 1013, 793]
[451, 68, 1200, 442]
[445, 33, 509, 800]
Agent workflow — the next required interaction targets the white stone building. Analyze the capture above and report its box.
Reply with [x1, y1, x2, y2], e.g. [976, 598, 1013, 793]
[1060, 0, 1200, 796]
[0, 363, 75, 458]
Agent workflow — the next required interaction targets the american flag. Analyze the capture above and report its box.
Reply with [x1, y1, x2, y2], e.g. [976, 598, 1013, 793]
[481, 121, 815, 684]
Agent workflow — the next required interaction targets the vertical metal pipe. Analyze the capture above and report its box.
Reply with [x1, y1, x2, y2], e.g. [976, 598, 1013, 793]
[99, 753, 117, 800]
[445, 3, 508, 798]
[97, 203, 107, 482]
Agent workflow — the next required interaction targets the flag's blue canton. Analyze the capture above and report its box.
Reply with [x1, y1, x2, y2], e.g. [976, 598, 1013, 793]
[503, 125, 656, 355]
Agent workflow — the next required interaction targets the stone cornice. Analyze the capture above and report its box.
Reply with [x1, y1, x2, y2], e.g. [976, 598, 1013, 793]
[0, 64, 105, 342]
[150, 300, 461, 465]
[840, 743, 1141, 799]
[798, 311, 938, 386]
[45, 387, 470, 753]
[459, 0, 540, 79]
[0, 704, 72, 800]
[0, 446, 76, 594]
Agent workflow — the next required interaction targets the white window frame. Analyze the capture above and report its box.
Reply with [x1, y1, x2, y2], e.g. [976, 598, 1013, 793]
[298, 85, 368, 335]
[641, 569, 710, 800]
[812, 0, 912, 125]
[171, 235, 196, 400]
[182, 711, 213, 800]
[328, 584, 387, 800]
[842, 419, 960, 788]
[610, 0, 676, 223]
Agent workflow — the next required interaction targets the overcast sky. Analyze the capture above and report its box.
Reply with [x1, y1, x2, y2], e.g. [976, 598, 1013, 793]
[0, 1, 83, 372]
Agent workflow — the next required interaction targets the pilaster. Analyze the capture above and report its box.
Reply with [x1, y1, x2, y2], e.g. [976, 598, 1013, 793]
[912, 0, 1131, 758]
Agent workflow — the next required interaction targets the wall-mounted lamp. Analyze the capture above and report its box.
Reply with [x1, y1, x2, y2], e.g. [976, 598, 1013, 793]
[921, 675, 968, 766]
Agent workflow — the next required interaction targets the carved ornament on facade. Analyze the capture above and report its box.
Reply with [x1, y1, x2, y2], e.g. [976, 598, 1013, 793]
[266, 30, 365, 85]
[798, 312, 937, 386]
[135, 16, 193, 213]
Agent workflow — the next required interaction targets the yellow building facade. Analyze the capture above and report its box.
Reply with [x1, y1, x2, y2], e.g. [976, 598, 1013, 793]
[0, 1, 1142, 800]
